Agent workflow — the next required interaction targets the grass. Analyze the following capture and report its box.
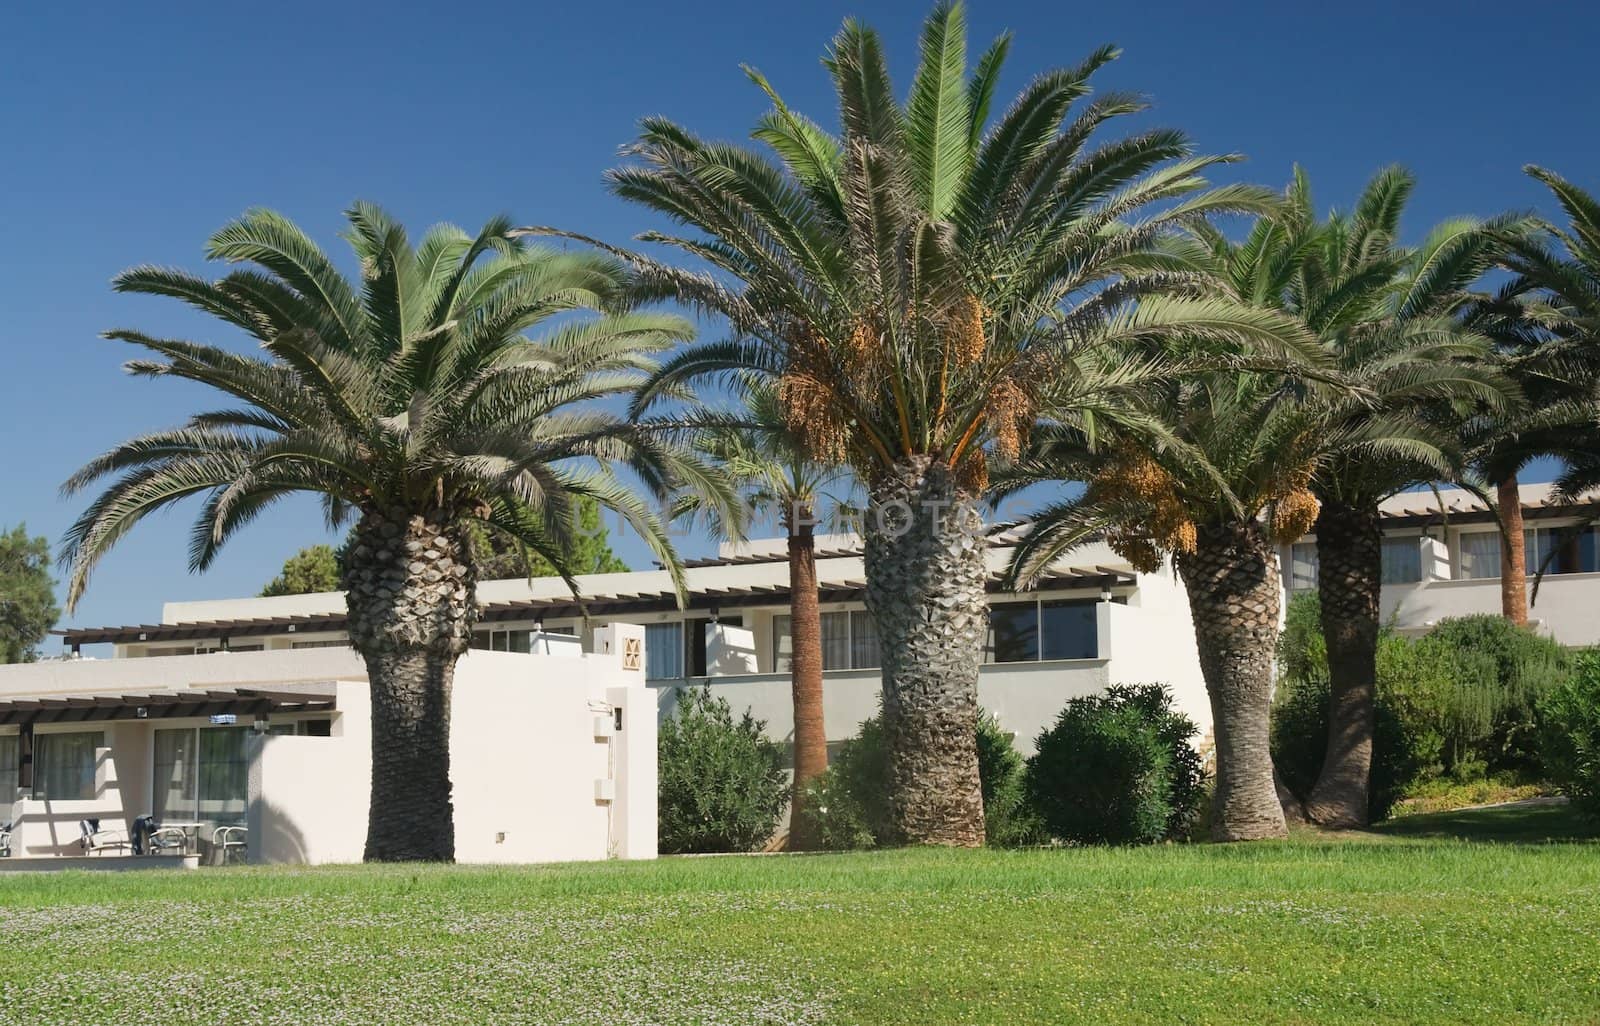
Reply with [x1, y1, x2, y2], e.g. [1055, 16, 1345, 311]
[1, 804, 1597, 1025]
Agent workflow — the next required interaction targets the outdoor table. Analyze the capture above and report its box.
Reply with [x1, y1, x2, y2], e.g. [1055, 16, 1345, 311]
[156, 821, 206, 854]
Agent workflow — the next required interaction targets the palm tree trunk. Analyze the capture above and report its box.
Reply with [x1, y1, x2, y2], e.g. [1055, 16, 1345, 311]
[785, 512, 828, 851]
[1498, 476, 1528, 625]
[1305, 499, 1381, 828]
[342, 506, 477, 862]
[1177, 520, 1289, 841]
[863, 457, 986, 847]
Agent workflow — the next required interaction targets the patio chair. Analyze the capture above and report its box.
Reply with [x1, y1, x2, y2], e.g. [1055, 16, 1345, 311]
[212, 825, 247, 865]
[78, 818, 132, 856]
[131, 815, 189, 856]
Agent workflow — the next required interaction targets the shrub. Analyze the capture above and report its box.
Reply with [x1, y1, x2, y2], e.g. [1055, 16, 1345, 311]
[1273, 610, 1455, 821]
[1273, 596, 1573, 820]
[977, 712, 1048, 847]
[1025, 684, 1203, 845]
[1539, 650, 1600, 820]
[795, 709, 1044, 849]
[657, 686, 788, 853]
[1421, 616, 1570, 775]
[794, 766, 875, 851]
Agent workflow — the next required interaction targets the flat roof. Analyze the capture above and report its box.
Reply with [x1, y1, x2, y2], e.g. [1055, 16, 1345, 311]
[0, 683, 337, 726]
[54, 564, 1135, 648]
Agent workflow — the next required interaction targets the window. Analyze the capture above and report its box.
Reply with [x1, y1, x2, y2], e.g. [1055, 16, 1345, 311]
[153, 727, 248, 825]
[820, 612, 850, 670]
[1040, 600, 1098, 660]
[1381, 537, 1423, 584]
[772, 611, 881, 671]
[291, 639, 349, 650]
[1526, 526, 1598, 575]
[645, 622, 683, 680]
[988, 604, 1039, 663]
[771, 615, 793, 673]
[849, 611, 880, 669]
[1457, 531, 1501, 580]
[0, 734, 18, 803]
[32, 731, 101, 800]
[989, 600, 1100, 662]
[685, 617, 743, 677]
[1289, 542, 1319, 591]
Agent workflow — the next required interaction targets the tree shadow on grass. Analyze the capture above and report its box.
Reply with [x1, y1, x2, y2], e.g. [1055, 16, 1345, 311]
[1372, 799, 1598, 844]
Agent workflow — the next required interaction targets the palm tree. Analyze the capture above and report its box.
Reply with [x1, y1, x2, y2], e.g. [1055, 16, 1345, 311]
[1168, 169, 1516, 826]
[61, 205, 732, 862]
[1460, 167, 1600, 624]
[672, 382, 858, 849]
[541, 1, 1304, 845]
[1487, 167, 1600, 503]
[1006, 359, 1332, 840]
[1283, 170, 1515, 827]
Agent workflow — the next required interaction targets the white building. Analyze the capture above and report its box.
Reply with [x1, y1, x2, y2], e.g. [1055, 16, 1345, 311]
[1279, 483, 1600, 646]
[0, 529, 1209, 865]
[14, 482, 1582, 868]
[0, 626, 656, 868]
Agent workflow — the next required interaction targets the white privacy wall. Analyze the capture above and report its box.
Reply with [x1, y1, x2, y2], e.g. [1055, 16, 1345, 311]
[248, 625, 656, 865]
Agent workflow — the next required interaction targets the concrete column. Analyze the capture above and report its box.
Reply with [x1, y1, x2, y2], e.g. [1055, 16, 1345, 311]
[607, 681, 657, 860]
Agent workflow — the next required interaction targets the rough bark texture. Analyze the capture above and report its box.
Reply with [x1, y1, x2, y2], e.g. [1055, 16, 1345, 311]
[1305, 499, 1382, 828]
[1177, 520, 1289, 841]
[785, 512, 828, 851]
[1499, 476, 1528, 626]
[863, 458, 987, 847]
[342, 506, 477, 862]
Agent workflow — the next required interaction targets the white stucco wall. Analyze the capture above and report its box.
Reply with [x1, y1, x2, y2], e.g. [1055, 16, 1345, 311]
[245, 627, 655, 865]
[8, 729, 130, 856]
[1380, 573, 1600, 646]
[248, 685, 370, 865]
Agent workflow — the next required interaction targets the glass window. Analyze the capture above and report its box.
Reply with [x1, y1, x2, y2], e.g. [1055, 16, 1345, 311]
[1289, 542, 1319, 591]
[32, 731, 101, 801]
[820, 612, 850, 670]
[0, 734, 18, 806]
[850, 610, 881, 669]
[988, 603, 1039, 663]
[645, 622, 683, 680]
[470, 632, 492, 651]
[1381, 537, 1423, 584]
[685, 617, 742, 677]
[1458, 531, 1501, 580]
[1526, 527, 1598, 575]
[153, 728, 193, 820]
[153, 727, 248, 825]
[771, 615, 793, 674]
[291, 639, 348, 650]
[197, 728, 248, 821]
[1040, 600, 1097, 660]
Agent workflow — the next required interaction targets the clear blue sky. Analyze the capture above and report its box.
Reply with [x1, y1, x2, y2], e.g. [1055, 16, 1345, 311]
[2, 0, 1593, 637]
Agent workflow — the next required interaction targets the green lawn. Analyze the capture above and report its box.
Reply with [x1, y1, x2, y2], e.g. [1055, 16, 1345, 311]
[2, 805, 1597, 1025]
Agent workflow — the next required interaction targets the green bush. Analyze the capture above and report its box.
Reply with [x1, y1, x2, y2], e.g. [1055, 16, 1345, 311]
[1539, 650, 1600, 820]
[794, 765, 875, 851]
[1273, 596, 1573, 820]
[1025, 684, 1203, 846]
[1421, 616, 1570, 774]
[977, 712, 1049, 847]
[796, 709, 1044, 849]
[657, 686, 789, 853]
[1267, 624, 1446, 816]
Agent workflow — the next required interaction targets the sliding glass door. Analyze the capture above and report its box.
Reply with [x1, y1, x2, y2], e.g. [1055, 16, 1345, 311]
[152, 726, 249, 827]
